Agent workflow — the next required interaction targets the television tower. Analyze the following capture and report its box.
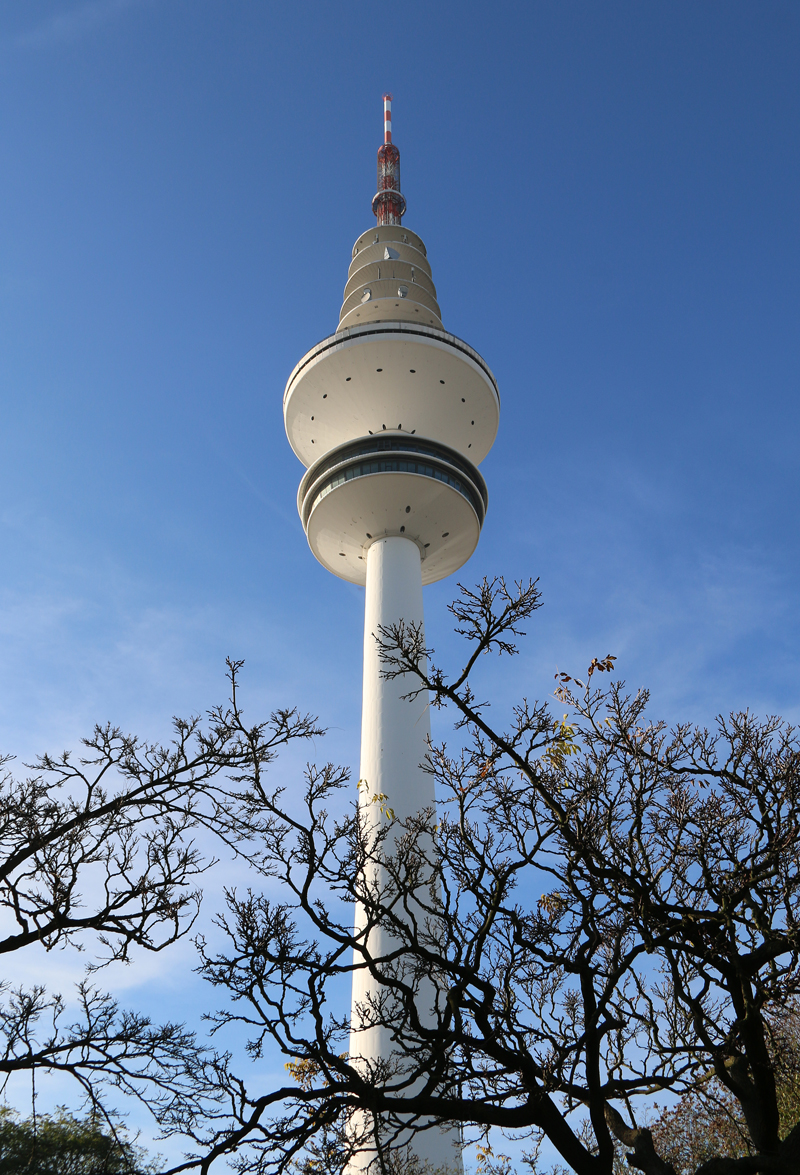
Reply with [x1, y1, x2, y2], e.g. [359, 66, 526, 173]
[283, 95, 499, 1173]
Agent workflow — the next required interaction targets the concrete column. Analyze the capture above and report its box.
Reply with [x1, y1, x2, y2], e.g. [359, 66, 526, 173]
[347, 536, 462, 1175]
[360, 535, 431, 837]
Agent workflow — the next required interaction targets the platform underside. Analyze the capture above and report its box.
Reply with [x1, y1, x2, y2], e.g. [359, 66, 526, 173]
[305, 470, 482, 585]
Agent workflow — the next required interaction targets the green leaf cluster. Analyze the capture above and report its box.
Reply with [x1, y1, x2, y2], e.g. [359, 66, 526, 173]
[0, 1106, 156, 1174]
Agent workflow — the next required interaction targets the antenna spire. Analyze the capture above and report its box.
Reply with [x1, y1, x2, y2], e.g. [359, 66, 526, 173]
[372, 93, 406, 225]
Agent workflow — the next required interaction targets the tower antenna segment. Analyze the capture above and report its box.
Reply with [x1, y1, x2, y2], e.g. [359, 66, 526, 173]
[383, 93, 392, 143]
[373, 93, 406, 225]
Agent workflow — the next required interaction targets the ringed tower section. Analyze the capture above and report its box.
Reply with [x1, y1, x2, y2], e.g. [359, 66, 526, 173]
[284, 97, 499, 584]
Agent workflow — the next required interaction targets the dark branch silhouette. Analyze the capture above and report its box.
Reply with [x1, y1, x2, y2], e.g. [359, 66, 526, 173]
[170, 582, 800, 1175]
[0, 659, 321, 1143]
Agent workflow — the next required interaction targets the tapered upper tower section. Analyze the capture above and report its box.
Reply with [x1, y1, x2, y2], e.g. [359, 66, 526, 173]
[340, 225, 442, 332]
[284, 98, 499, 586]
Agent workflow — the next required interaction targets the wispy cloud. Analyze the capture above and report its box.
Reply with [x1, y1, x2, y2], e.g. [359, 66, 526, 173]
[12, 0, 143, 51]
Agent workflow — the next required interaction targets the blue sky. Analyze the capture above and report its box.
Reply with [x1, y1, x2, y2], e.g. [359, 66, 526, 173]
[0, 0, 798, 1164]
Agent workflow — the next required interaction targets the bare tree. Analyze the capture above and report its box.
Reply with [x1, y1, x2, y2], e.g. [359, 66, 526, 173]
[646, 1004, 800, 1175]
[175, 582, 800, 1175]
[0, 659, 320, 1135]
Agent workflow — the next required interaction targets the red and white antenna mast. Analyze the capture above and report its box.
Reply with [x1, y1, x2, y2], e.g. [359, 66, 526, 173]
[372, 93, 406, 226]
[383, 92, 392, 143]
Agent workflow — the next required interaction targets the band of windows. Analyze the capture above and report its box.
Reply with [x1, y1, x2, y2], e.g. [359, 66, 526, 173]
[305, 435, 486, 500]
[305, 456, 485, 526]
[351, 438, 478, 483]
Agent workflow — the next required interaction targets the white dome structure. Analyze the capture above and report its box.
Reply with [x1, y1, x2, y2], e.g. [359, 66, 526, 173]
[284, 95, 499, 1175]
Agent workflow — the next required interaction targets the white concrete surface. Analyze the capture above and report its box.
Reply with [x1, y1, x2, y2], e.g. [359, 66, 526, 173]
[284, 323, 500, 468]
[347, 536, 463, 1175]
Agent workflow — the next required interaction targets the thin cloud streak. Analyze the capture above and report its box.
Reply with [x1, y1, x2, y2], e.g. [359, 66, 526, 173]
[11, 0, 145, 51]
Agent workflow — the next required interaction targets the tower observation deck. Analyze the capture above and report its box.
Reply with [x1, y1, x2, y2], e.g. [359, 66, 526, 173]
[284, 96, 499, 1175]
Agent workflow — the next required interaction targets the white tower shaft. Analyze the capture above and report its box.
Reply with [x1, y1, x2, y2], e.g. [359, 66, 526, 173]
[359, 537, 429, 835]
[348, 536, 462, 1174]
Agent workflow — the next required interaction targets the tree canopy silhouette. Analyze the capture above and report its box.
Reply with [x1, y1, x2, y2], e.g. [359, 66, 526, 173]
[174, 580, 800, 1175]
[0, 661, 320, 1140]
[4, 587, 797, 1175]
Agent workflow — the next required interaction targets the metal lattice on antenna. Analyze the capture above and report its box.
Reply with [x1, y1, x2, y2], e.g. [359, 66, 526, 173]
[372, 93, 406, 225]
